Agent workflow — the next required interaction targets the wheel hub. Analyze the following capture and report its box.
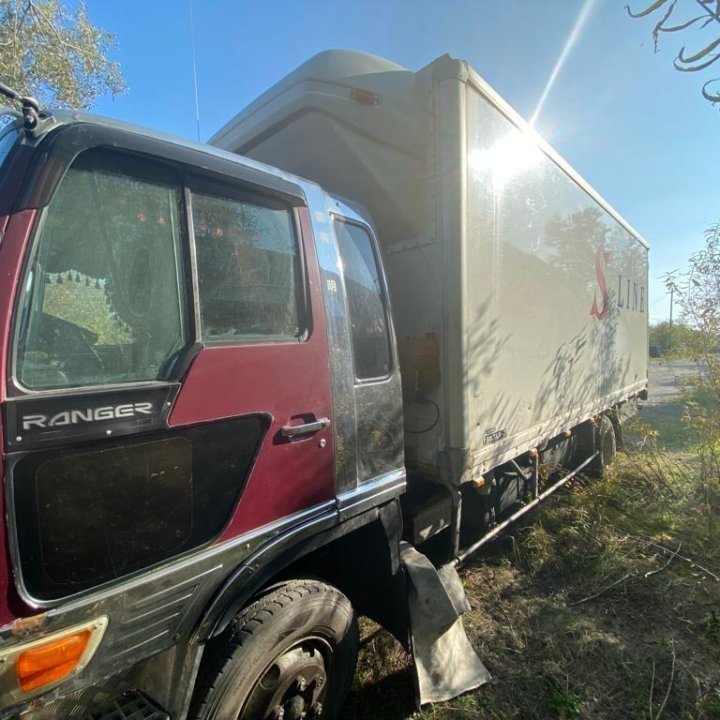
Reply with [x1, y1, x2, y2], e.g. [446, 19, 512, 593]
[241, 642, 330, 720]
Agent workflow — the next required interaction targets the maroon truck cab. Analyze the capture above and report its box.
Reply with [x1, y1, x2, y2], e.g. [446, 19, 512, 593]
[0, 108, 406, 719]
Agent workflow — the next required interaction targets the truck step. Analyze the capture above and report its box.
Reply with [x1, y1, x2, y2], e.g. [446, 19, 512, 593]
[85, 691, 170, 720]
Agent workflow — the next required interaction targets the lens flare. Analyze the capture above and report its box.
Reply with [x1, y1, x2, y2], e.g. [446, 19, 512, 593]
[530, 0, 598, 126]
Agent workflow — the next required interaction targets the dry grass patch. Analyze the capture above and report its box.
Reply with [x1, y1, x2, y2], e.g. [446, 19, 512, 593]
[346, 391, 720, 719]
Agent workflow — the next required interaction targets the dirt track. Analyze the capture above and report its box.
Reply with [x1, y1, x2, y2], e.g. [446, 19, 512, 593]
[643, 358, 707, 407]
[638, 359, 707, 445]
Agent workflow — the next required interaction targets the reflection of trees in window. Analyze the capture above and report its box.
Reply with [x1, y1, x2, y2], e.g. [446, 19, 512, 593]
[334, 220, 391, 379]
[18, 152, 186, 389]
[43, 272, 132, 345]
[39, 160, 183, 343]
[194, 197, 261, 245]
[192, 192, 300, 339]
[193, 197, 265, 288]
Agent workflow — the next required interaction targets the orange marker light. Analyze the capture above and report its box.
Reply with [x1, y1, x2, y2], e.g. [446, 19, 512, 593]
[16, 630, 91, 692]
[351, 87, 379, 105]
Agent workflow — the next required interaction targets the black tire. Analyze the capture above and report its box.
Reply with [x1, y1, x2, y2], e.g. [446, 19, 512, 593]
[587, 416, 617, 478]
[190, 580, 359, 720]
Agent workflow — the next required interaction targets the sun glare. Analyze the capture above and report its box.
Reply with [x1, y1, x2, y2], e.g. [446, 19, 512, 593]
[468, 132, 543, 186]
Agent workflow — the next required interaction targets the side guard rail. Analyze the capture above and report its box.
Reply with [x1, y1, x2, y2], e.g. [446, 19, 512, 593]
[454, 451, 599, 568]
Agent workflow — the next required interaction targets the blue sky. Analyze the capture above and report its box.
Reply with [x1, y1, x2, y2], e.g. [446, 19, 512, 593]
[87, 0, 720, 323]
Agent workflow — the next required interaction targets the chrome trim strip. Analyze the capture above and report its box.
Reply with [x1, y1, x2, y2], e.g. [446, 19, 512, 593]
[184, 185, 203, 341]
[131, 594, 194, 622]
[305, 187, 358, 498]
[336, 468, 406, 521]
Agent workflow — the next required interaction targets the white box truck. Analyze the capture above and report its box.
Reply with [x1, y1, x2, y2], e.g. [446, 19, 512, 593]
[212, 50, 649, 552]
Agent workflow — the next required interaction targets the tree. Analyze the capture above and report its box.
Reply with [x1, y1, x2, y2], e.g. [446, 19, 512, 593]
[671, 224, 720, 514]
[627, 0, 720, 105]
[648, 320, 698, 355]
[0, 0, 125, 109]
[679, 222, 720, 363]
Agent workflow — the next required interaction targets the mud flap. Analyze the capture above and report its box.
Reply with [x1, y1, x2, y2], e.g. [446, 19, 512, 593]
[400, 542, 491, 706]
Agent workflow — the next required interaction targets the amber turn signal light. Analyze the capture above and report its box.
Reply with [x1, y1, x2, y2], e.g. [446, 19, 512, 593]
[16, 629, 91, 692]
[0, 616, 108, 704]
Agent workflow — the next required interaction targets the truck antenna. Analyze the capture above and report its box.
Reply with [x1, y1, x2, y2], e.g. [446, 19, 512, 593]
[189, 0, 201, 142]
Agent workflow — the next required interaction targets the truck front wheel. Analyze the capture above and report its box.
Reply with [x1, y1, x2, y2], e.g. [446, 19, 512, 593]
[190, 580, 359, 720]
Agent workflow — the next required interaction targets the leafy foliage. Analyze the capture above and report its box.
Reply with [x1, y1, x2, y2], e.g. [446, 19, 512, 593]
[544, 684, 583, 719]
[627, 0, 720, 105]
[682, 223, 720, 347]
[649, 320, 703, 356]
[666, 225, 720, 552]
[668, 223, 720, 403]
[0, 0, 125, 108]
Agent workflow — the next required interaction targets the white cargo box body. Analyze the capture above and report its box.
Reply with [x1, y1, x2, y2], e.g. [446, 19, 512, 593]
[212, 50, 649, 485]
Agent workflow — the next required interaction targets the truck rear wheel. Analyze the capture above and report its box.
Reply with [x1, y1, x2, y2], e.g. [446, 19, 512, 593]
[190, 580, 358, 720]
[587, 416, 617, 478]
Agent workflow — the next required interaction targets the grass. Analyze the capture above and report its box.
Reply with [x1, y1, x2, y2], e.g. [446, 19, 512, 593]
[345, 365, 720, 720]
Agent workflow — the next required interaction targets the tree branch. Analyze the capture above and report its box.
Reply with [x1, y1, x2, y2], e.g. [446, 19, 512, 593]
[626, 0, 673, 19]
[25, 0, 85, 57]
[692, 0, 720, 26]
[630, 0, 720, 104]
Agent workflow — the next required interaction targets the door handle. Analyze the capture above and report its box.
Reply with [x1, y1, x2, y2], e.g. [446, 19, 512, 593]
[281, 417, 331, 438]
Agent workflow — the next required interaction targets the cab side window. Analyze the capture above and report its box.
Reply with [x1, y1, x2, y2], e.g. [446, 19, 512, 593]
[15, 151, 188, 390]
[334, 219, 391, 380]
[192, 190, 302, 341]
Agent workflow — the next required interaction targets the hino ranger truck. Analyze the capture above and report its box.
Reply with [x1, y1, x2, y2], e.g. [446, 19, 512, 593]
[0, 50, 647, 720]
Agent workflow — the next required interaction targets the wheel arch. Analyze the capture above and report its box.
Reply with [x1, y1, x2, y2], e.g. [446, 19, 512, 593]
[195, 498, 409, 646]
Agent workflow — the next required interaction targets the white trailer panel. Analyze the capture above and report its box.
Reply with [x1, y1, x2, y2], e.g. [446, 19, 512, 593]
[463, 80, 647, 476]
[211, 50, 649, 486]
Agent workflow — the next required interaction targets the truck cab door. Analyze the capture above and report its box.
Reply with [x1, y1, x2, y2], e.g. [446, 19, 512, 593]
[3, 127, 336, 604]
[309, 194, 405, 517]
